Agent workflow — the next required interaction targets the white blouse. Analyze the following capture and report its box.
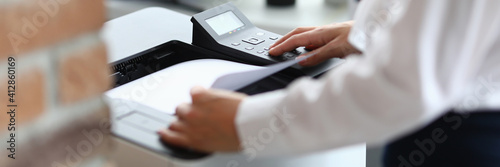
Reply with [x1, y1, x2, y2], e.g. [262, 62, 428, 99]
[236, 0, 500, 159]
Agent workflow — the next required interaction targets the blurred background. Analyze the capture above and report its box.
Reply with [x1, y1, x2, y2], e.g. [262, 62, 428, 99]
[106, 0, 353, 35]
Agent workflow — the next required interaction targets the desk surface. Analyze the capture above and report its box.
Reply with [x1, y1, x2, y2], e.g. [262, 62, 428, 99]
[102, 7, 365, 167]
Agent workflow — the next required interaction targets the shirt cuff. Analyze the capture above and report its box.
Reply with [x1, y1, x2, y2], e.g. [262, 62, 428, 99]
[236, 90, 291, 159]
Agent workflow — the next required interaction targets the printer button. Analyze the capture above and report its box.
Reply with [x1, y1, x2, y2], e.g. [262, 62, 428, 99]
[291, 49, 301, 55]
[263, 47, 270, 51]
[231, 42, 241, 46]
[257, 50, 265, 54]
[270, 37, 279, 40]
[283, 52, 297, 59]
[256, 32, 265, 36]
[245, 47, 254, 50]
[270, 55, 285, 61]
[243, 37, 265, 45]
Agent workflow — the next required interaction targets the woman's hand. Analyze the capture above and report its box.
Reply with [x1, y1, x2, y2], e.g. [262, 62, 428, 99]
[269, 21, 360, 66]
[158, 86, 246, 152]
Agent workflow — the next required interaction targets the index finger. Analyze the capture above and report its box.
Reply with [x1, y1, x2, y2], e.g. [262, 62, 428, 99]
[269, 31, 321, 56]
[270, 27, 316, 48]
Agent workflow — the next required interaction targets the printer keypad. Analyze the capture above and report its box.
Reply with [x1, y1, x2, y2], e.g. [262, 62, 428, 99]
[232, 35, 302, 62]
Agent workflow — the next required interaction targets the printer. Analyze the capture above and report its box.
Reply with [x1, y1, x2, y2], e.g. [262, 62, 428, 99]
[104, 3, 362, 167]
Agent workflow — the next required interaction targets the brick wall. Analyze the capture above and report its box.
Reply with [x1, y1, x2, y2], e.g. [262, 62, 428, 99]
[0, 0, 112, 166]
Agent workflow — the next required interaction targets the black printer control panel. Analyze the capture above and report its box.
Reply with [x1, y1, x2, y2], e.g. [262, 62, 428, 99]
[191, 2, 306, 65]
[192, 2, 343, 77]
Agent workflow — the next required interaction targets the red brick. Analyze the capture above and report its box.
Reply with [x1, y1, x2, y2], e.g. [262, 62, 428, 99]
[58, 43, 111, 104]
[1, 105, 112, 167]
[0, 0, 106, 57]
[0, 67, 46, 133]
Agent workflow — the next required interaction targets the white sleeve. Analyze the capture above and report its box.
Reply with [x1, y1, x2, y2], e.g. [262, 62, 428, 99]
[236, 0, 500, 158]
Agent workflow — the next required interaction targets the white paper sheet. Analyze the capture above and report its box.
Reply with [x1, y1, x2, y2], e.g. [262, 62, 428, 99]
[105, 59, 263, 114]
[106, 55, 313, 115]
[211, 54, 312, 90]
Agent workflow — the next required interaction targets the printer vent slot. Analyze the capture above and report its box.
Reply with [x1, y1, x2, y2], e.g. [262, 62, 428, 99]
[112, 55, 147, 72]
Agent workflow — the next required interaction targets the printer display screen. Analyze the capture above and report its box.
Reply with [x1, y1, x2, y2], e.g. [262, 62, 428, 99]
[205, 11, 245, 35]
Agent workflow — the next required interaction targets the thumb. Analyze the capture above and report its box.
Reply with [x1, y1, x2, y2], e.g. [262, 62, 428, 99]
[190, 86, 210, 104]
